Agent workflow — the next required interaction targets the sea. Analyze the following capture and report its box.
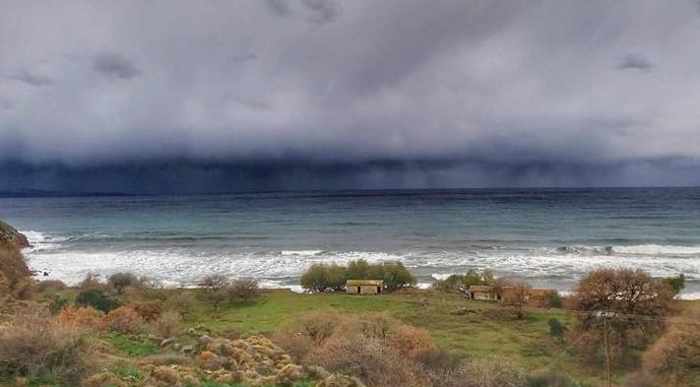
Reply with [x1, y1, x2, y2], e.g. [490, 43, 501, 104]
[1, 188, 699, 298]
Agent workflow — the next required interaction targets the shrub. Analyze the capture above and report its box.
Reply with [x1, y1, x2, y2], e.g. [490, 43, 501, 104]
[37, 279, 68, 292]
[641, 303, 700, 384]
[301, 260, 415, 293]
[151, 310, 182, 338]
[76, 288, 120, 313]
[463, 358, 527, 387]
[662, 274, 686, 296]
[49, 294, 70, 315]
[78, 272, 104, 290]
[300, 264, 333, 292]
[58, 306, 105, 331]
[227, 278, 260, 303]
[0, 309, 90, 385]
[572, 268, 673, 364]
[548, 318, 566, 341]
[305, 335, 426, 387]
[432, 269, 495, 294]
[133, 302, 162, 322]
[163, 291, 195, 318]
[198, 274, 229, 309]
[346, 259, 372, 280]
[379, 261, 416, 291]
[108, 272, 141, 294]
[546, 291, 563, 308]
[0, 241, 32, 299]
[105, 306, 146, 334]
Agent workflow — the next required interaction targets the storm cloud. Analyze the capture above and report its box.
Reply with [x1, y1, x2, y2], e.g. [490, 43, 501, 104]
[1, 0, 700, 192]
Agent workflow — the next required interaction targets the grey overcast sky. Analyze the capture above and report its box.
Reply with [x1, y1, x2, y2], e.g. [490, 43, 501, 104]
[1, 0, 700, 193]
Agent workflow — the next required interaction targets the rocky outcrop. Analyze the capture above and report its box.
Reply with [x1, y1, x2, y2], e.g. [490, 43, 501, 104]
[0, 220, 30, 249]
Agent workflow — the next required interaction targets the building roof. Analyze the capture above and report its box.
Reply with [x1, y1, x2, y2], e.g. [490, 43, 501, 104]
[468, 285, 495, 292]
[346, 280, 383, 286]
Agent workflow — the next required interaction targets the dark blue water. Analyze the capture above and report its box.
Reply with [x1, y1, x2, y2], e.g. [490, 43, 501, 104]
[1, 188, 698, 297]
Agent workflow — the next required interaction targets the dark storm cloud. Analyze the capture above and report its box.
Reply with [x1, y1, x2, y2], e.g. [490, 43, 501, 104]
[266, 0, 292, 16]
[1, 0, 700, 192]
[92, 52, 141, 80]
[6, 69, 53, 86]
[617, 53, 654, 71]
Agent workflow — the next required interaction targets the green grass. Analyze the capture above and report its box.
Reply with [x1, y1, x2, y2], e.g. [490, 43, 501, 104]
[183, 289, 609, 385]
[103, 333, 160, 357]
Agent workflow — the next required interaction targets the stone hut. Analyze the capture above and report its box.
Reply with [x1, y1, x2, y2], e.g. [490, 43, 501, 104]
[346, 280, 383, 295]
[467, 285, 500, 301]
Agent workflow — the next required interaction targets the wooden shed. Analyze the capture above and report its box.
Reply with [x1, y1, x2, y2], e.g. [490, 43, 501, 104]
[346, 280, 383, 295]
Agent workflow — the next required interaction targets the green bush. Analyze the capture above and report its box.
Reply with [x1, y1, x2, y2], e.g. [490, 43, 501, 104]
[378, 261, 416, 291]
[432, 269, 495, 293]
[300, 264, 333, 292]
[548, 318, 566, 340]
[547, 291, 563, 308]
[662, 274, 685, 296]
[108, 272, 142, 294]
[48, 294, 69, 315]
[75, 288, 120, 313]
[346, 259, 372, 280]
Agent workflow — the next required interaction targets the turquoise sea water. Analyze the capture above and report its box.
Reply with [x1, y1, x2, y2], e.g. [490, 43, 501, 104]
[1, 188, 699, 297]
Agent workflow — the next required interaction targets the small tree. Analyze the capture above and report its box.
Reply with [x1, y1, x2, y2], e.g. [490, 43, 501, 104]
[381, 261, 416, 291]
[346, 259, 372, 280]
[572, 268, 674, 365]
[326, 264, 347, 291]
[227, 278, 260, 303]
[301, 264, 331, 292]
[108, 272, 141, 294]
[198, 274, 230, 309]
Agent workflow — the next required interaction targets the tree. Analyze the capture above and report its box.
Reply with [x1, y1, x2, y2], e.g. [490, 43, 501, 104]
[572, 268, 674, 365]
[346, 259, 372, 280]
[380, 261, 416, 291]
[198, 274, 230, 309]
[301, 264, 331, 292]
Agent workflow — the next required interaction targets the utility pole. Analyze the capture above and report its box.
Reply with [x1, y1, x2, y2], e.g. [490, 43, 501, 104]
[603, 315, 612, 387]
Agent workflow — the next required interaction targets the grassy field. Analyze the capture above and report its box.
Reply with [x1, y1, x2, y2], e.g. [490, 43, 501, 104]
[8, 287, 698, 386]
[183, 289, 606, 385]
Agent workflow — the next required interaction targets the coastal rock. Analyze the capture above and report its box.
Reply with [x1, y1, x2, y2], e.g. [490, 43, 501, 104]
[0, 220, 30, 249]
[160, 337, 176, 348]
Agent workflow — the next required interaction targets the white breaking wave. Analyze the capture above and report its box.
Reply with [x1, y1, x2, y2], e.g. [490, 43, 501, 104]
[21, 230, 68, 253]
[613, 244, 700, 256]
[280, 250, 326, 256]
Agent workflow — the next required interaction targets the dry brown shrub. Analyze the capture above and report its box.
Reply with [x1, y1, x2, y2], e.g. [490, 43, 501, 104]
[0, 242, 32, 298]
[387, 325, 435, 359]
[0, 307, 91, 385]
[37, 279, 68, 292]
[163, 291, 196, 317]
[133, 302, 162, 322]
[104, 305, 146, 334]
[463, 358, 527, 387]
[58, 306, 105, 331]
[271, 330, 314, 361]
[306, 334, 426, 387]
[151, 310, 182, 338]
[78, 273, 105, 290]
[641, 303, 700, 385]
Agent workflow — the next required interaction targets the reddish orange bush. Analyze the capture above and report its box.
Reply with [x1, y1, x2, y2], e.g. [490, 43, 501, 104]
[58, 306, 105, 331]
[104, 306, 145, 334]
